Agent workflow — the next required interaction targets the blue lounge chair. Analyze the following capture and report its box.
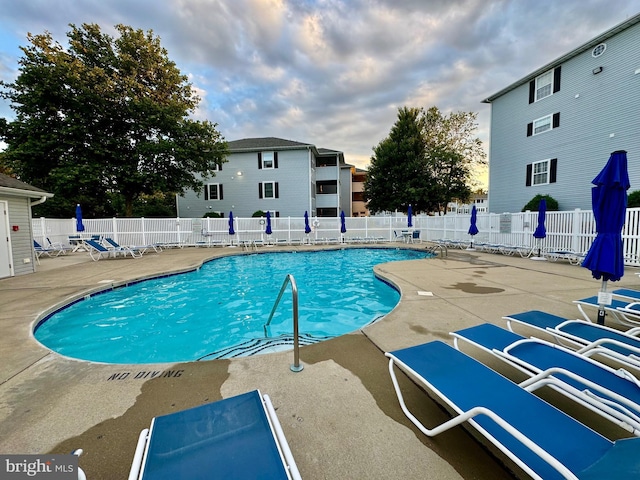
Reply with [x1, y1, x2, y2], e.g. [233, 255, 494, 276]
[103, 237, 144, 258]
[386, 340, 640, 480]
[574, 295, 640, 327]
[613, 288, 640, 301]
[129, 390, 300, 480]
[33, 240, 58, 263]
[84, 239, 120, 261]
[451, 323, 640, 434]
[504, 310, 640, 369]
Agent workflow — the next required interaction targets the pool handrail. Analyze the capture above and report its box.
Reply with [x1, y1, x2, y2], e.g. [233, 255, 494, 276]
[265, 274, 303, 372]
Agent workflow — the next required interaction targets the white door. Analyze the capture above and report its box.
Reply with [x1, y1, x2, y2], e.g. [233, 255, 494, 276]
[0, 201, 12, 278]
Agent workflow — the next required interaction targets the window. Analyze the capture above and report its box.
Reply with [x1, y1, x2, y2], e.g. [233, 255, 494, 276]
[258, 181, 279, 199]
[525, 158, 557, 186]
[528, 66, 561, 103]
[532, 161, 548, 185]
[258, 151, 278, 169]
[533, 115, 551, 135]
[527, 112, 560, 136]
[535, 71, 552, 101]
[204, 183, 223, 200]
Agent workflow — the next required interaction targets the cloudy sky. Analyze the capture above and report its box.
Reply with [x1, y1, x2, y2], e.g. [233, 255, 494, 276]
[0, 0, 638, 185]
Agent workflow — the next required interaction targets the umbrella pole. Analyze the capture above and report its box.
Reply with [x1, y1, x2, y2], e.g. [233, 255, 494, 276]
[597, 280, 608, 325]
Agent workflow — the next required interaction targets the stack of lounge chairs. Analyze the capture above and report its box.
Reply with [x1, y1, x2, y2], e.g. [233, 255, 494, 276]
[84, 237, 161, 261]
[386, 289, 640, 479]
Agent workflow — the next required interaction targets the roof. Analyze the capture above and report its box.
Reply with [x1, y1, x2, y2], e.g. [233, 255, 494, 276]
[0, 172, 53, 199]
[483, 13, 640, 103]
[227, 137, 314, 151]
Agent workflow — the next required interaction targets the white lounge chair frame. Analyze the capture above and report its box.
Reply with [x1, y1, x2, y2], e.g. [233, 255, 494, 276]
[451, 324, 640, 435]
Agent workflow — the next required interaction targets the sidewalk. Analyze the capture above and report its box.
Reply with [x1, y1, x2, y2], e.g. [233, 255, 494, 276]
[1, 245, 637, 479]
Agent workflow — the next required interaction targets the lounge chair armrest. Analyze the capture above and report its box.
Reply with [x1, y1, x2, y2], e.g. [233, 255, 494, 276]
[128, 428, 150, 480]
[387, 357, 579, 479]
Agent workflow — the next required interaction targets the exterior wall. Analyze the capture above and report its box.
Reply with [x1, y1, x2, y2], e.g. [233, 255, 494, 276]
[339, 166, 352, 215]
[488, 20, 640, 213]
[1, 195, 36, 276]
[177, 148, 314, 218]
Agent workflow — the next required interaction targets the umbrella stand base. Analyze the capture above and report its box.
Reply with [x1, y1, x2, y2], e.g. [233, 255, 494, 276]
[466, 248, 476, 251]
[530, 256, 547, 261]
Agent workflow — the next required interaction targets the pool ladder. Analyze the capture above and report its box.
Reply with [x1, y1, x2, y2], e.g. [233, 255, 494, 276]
[264, 274, 304, 372]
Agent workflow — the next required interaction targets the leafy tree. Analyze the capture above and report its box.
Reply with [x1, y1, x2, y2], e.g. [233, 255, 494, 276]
[0, 23, 228, 218]
[364, 106, 485, 214]
[628, 190, 640, 208]
[364, 107, 436, 213]
[522, 194, 559, 212]
[422, 106, 486, 211]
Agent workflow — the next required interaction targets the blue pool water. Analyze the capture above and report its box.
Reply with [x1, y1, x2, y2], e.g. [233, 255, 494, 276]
[34, 248, 428, 364]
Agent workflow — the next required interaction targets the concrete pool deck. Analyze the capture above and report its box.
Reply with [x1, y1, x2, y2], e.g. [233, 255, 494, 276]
[1, 243, 638, 479]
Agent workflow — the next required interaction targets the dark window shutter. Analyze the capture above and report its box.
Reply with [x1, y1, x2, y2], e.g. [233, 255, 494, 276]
[550, 158, 558, 183]
[552, 112, 560, 129]
[526, 164, 532, 186]
[219, 184, 224, 200]
[529, 80, 535, 104]
[553, 66, 561, 93]
[527, 123, 533, 137]
[258, 183, 263, 199]
[275, 211, 280, 217]
[219, 163, 222, 171]
[274, 152, 279, 168]
[204, 186, 209, 200]
[258, 152, 262, 169]
[275, 182, 279, 198]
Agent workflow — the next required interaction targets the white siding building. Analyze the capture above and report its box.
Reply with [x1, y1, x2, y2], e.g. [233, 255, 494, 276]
[177, 137, 352, 218]
[483, 13, 640, 213]
[0, 173, 53, 278]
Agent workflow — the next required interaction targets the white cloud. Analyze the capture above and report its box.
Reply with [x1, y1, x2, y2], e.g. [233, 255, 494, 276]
[0, 0, 637, 174]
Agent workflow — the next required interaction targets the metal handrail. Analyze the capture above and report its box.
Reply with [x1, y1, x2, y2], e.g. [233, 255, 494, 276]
[264, 274, 303, 372]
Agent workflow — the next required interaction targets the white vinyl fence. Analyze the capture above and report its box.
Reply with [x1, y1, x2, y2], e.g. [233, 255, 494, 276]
[32, 208, 640, 266]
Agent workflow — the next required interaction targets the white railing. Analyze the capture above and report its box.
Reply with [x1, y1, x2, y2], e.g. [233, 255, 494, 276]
[31, 208, 640, 266]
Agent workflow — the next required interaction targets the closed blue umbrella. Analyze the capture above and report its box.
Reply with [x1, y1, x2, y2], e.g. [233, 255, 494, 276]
[340, 211, 347, 234]
[265, 211, 272, 235]
[304, 211, 311, 234]
[75, 204, 85, 232]
[467, 205, 479, 250]
[582, 150, 630, 324]
[407, 204, 413, 228]
[531, 199, 546, 259]
[228, 211, 235, 235]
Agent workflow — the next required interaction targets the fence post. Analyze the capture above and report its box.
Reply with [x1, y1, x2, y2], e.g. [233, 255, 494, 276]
[141, 217, 146, 246]
[571, 209, 581, 253]
[112, 217, 118, 242]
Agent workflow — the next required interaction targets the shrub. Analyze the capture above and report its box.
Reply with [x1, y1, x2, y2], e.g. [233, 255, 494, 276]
[522, 194, 559, 212]
[628, 190, 640, 208]
[203, 211, 222, 218]
[252, 210, 266, 217]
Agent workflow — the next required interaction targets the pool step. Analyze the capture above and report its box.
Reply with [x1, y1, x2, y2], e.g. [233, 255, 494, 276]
[197, 333, 331, 360]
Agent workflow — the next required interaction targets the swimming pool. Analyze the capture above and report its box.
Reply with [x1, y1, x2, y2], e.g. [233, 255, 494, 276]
[34, 248, 428, 364]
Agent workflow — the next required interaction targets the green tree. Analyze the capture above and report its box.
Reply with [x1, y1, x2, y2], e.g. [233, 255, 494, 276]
[422, 106, 486, 211]
[0, 23, 228, 218]
[364, 106, 485, 214]
[363, 107, 437, 213]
